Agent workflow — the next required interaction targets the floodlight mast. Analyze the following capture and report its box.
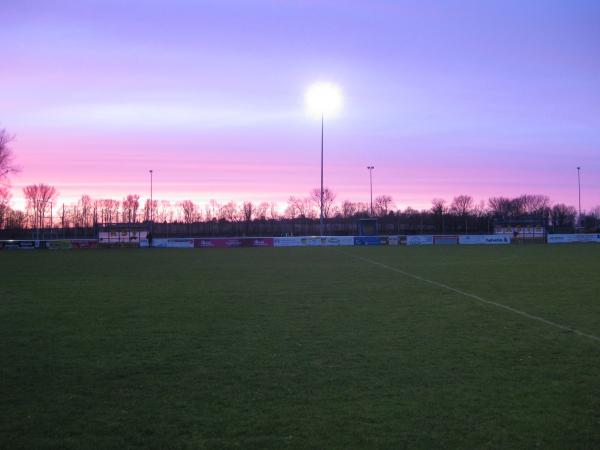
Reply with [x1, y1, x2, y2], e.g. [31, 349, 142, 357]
[149, 169, 153, 243]
[367, 166, 374, 216]
[305, 82, 342, 236]
[577, 166, 581, 226]
[320, 114, 324, 236]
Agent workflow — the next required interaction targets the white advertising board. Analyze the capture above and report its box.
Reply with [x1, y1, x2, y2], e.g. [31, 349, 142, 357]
[406, 235, 433, 246]
[459, 235, 512, 245]
[273, 237, 304, 247]
[323, 236, 355, 246]
[166, 239, 195, 248]
[149, 238, 169, 248]
[273, 236, 355, 247]
[387, 236, 400, 246]
[547, 234, 600, 244]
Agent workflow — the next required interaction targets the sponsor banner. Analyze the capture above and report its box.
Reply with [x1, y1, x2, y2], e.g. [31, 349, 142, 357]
[388, 235, 407, 245]
[2, 241, 21, 250]
[459, 235, 511, 245]
[354, 236, 389, 246]
[242, 238, 274, 247]
[72, 240, 98, 249]
[193, 238, 233, 248]
[388, 236, 401, 246]
[15, 241, 36, 250]
[547, 234, 600, 244]
[406, 235, 434, 246]
[433, 235, 459, 245]
[150, 238, 169, 248]
[47, 240, 73, 250]
[273, 236, 354, 247]
[322, 236, 355, 246]
[301, 236, 323, 246]
[194, 237, 274, 248]
[167, 238, 195, 248]
[0, 241, 4, 250]
[273, 237, 304, 247]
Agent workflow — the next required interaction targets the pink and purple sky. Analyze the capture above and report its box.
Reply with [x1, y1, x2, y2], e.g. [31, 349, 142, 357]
[1, 0, 599, 211]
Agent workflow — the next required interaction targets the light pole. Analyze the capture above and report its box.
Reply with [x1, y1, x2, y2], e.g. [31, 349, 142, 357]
[367, 166, 374, 216]
[577, 166, 581, 226]
[320, 114, 324, 236]
[305, 82, 342, 236]
[149, 169, 153, 240]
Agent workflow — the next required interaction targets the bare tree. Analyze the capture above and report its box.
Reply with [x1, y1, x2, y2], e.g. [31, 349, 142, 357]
[488, 196, 512, 217]
[5, 209, 26, 229]
[255, 202, 269, 220]
[374, 195, 394, 216]
[518, 194, 550, 216]
[156, 200, 171, 223]
[287, 196, 315, 219]
[431, 198, 447, 232]
[179, 200, 199, 224]
[78, 195, 93, 227]
[218, 201, 238, 221]
[242, 201, 255, 222]
[431, 198, 446, 215]
[341, 200, 358, 218]
[143, 199, 158, 222]
[451, 194, 474, 232]
[309, 187, 336, 219]
[0, 187, 10, 229]
[267, 202, 279, 220]
[122, 194, 140, 223]
[100, 199, 120, 224]
[451, 195, 474, 216]
[205, 199, 220, 221]
[23, 183, 58, 230]
[551, 204, 577, 229]
[0, 129, 18, 182]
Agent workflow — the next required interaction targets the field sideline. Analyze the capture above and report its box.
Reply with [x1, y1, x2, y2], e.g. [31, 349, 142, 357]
[1, 245, 599, 449]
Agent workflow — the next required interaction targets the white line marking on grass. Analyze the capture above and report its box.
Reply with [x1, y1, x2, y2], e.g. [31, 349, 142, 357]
[341, 250, 600, 345]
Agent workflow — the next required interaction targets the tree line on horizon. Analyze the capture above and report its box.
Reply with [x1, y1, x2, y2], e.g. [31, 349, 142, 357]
[1, 128, 599, 234]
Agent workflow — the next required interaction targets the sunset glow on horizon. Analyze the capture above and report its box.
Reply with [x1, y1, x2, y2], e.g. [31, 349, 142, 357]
[2, 0, 599, 212]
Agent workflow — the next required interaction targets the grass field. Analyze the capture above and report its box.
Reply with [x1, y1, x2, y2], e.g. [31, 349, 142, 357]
[1, 245, 600, 449]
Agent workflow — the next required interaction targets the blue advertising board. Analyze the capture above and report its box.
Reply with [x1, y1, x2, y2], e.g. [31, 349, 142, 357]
[354, 236, 389, 246]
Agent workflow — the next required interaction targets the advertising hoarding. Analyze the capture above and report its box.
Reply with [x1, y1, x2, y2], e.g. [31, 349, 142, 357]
[46, 240, 73, 250]
[459, 235, 511, 245]
[273, 236, 354, 247]
[354, 236, 389, 246]
[433, 235, 459, 245]
[71, 240, 98, 249]
[273, 237, 303, 247]
[406, 235, 434, 246]
[387, 235, 407, 246]
[547, 234, 600, 244]
[194, 238, 274, 248]
[166, 239, 195, 248]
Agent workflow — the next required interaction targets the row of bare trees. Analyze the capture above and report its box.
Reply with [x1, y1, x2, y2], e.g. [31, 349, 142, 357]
[1, 128, 598, 235]
[2, 183, 598, 233]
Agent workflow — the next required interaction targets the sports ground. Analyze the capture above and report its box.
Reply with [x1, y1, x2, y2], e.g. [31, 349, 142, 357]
[1, 245, 599, 449]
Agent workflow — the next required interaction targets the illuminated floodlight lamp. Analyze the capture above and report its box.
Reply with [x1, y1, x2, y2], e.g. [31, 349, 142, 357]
[305, 82, 343, 118]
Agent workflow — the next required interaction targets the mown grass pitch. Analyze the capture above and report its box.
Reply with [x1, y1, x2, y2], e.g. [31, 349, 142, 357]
[1, 245, 599, 449]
